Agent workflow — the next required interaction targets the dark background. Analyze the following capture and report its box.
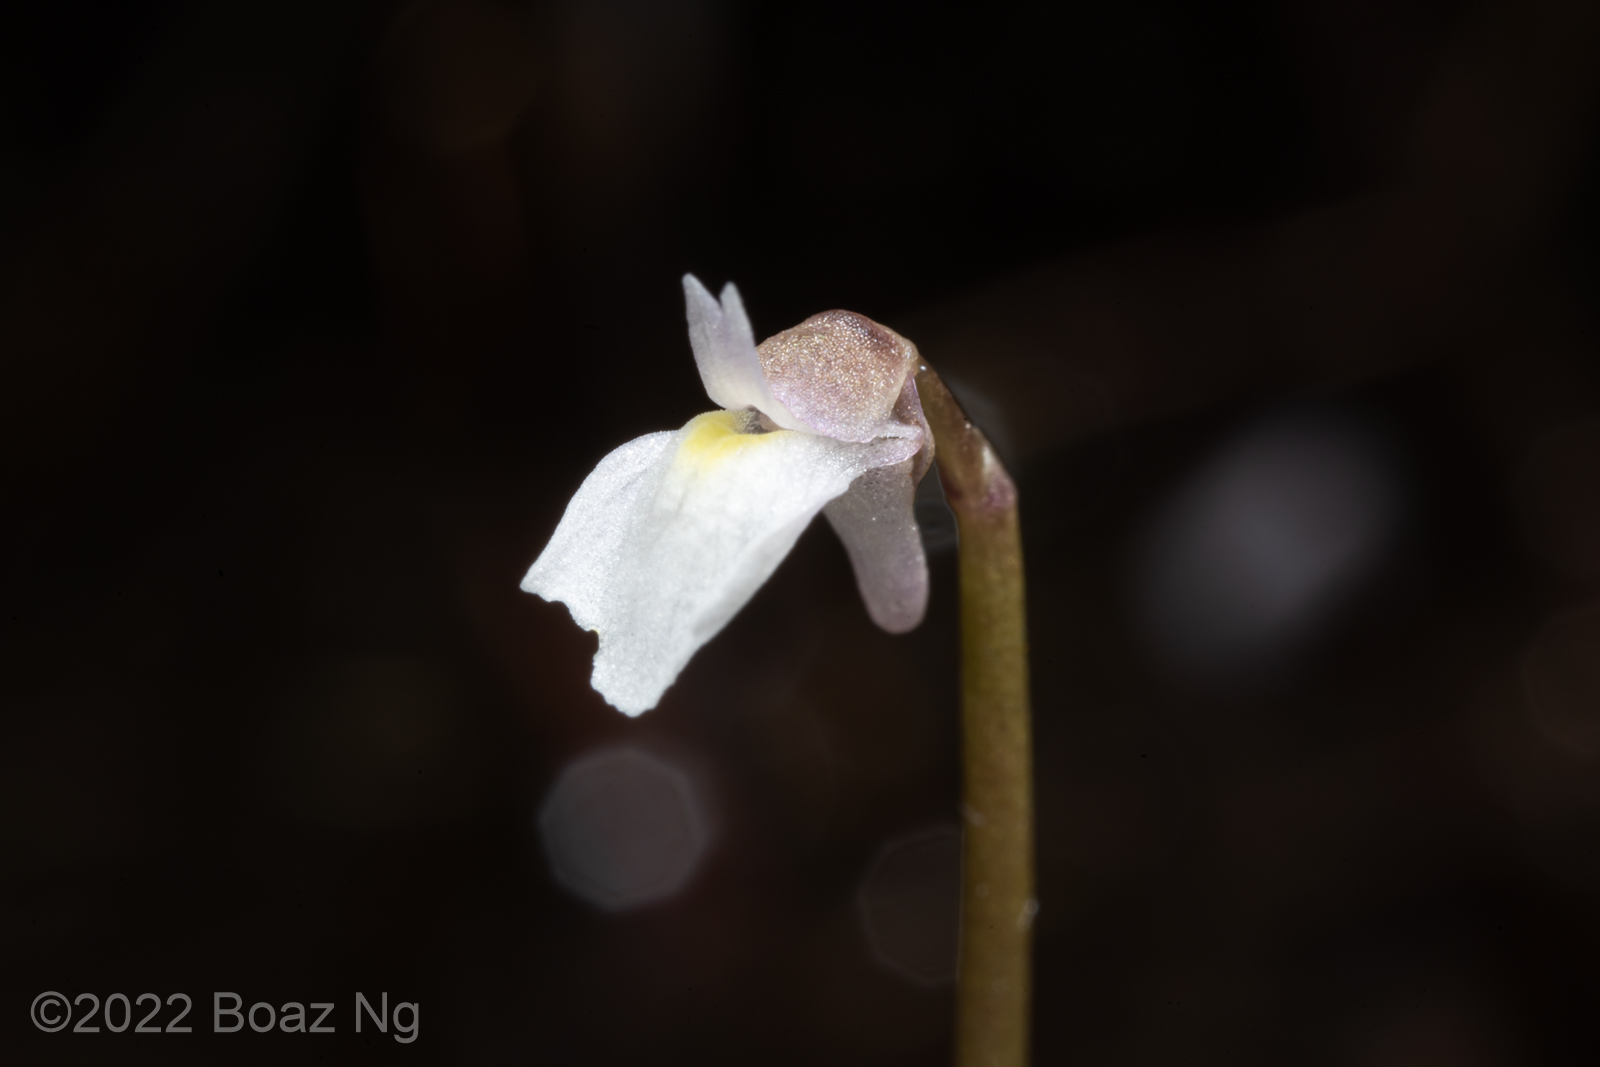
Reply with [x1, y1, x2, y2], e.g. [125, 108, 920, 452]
[5, 0, 1600, 1063]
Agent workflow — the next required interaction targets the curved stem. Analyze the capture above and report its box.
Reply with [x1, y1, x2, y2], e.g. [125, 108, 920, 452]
[916, 364, 1034, 1067]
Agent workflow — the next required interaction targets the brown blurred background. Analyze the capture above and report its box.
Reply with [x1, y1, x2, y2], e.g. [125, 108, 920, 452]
[5, 0, 1600, 1063]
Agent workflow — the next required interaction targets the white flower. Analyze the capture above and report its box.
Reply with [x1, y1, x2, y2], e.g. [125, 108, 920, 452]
[522, 274, 935, 715]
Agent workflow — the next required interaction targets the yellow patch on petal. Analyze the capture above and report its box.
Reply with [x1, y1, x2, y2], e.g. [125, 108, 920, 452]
[675, 410, 786, 469]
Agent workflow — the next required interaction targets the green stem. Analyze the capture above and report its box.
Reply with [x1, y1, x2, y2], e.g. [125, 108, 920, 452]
[916, 365, 1034, 1067]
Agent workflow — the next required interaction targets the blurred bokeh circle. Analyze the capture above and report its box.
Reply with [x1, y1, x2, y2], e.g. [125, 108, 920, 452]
[538, 746, 711, 911]
[858, 825, 963, 985]
[1137, 408, 1402, 681]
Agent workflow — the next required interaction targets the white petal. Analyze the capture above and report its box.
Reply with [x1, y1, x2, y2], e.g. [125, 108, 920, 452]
[823, 458, 929, 633]
[682, 274, 807, 432]
[520, 431, 677, 633]
[523, 411, 920, 715]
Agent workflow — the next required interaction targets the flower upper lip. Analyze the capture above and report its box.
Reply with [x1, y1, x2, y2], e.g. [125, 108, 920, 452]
[756, 308, 924, 445]
[682, 274, 809, 433]
[685, 274, 927, 451]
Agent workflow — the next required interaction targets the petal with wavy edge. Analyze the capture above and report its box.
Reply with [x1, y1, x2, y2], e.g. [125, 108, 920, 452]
[523, 411, 921, 714]
[823, 458, 929, 633]
[683, 274, 807, 432]
[520, 430, 676, 634]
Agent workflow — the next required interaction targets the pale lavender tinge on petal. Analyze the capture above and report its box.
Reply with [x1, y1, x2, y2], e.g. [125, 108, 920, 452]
[894, 374, 935, 485]
[757, 310, 922, 443]
[914, 463, 959, 555]
[824, 458, 929, 633]
[683, 275, 806, 431]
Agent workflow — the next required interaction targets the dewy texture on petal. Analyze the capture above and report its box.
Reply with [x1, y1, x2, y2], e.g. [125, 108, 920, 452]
[823, 457, 929, 633]
[757, 310, 923, 443]
[683, 274, 807, 432]
[523, 411, 921, 715]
